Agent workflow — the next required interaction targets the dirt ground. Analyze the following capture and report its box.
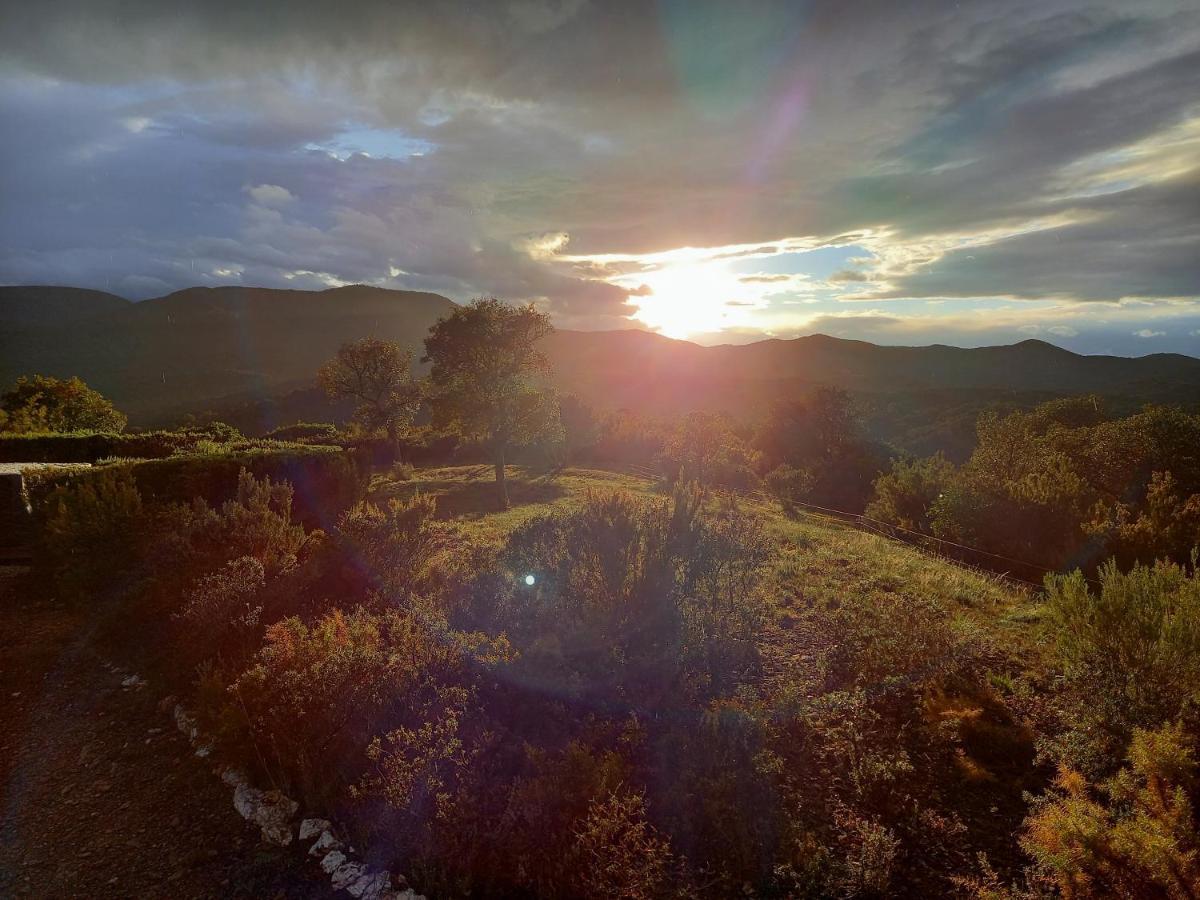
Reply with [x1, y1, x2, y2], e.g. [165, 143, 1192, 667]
[0, 566, 335, 899]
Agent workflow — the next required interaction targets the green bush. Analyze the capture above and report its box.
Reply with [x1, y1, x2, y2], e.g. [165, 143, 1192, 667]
[37, 467, 144, 601]
[1022, 723, 1200, 898]
[866, 453, 956, 533]
[264, 422, 341, 443]
[1045, 559, 1200, 774]
[27, 445, 365, 530]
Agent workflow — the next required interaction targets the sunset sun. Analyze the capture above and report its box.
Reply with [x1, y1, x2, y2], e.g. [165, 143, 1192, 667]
[624, 261, 754, 340]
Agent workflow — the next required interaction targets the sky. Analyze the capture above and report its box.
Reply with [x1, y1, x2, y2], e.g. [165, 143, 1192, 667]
[1, 0, 1198, 356]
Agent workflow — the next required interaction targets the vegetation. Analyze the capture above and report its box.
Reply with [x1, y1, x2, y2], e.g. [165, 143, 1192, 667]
[423, 298, 561, 508]
[0, 374, 126, 433]
[865, 398, 1200, 574]
[318, 338, 422, 457]
[10, 318, 1200, 899]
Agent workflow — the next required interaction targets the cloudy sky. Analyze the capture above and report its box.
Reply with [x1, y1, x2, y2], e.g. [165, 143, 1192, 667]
[2, 0, 1198, 355]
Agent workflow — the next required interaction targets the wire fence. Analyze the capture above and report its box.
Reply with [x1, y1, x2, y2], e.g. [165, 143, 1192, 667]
[621, 463, 1063, 592]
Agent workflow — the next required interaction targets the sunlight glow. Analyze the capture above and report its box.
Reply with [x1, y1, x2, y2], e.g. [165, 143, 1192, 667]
[621, 261, 757, 339]
[524, 574, 536, 586]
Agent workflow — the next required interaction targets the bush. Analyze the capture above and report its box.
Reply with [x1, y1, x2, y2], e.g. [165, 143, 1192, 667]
[264, 422, 341, 444]
[1022, 723, 1200, 898]
[866, 453, 956, 533]
[764, 463, 816, 507]
[37, 467, 143, 601]
[1045, 559, 1200, 774]
[27, 445, 366, 530]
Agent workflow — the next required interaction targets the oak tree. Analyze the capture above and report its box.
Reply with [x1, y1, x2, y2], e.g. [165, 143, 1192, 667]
[422, 298, 560, 508]
[318, 339, 421, 458]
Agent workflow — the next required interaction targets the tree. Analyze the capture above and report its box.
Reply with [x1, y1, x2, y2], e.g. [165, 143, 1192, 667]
[422, 298, 560, 509]
[0, 374, 126, 433]
[318, 339, 421, 458]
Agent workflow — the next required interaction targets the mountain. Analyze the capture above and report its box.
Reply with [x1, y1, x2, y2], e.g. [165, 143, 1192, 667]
[543, 330, 1200, 416]
[3, 285, 1199, 440]
[0, 284, 457, 421]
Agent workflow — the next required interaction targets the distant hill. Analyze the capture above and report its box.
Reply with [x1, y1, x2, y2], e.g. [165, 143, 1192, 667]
[3, 285, 1199, 447]
[543, 330, 1200, 414]
[0, 285, 457, 421]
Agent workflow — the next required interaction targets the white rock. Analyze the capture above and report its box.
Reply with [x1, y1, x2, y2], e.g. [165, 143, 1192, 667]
[299, 818, 331, 841]
[232, 783, 298, 846]
[173, 705, 199, 741]
[320, 850, 346, 875]
[347, 869, 390, 899]
[194, 741, 213, 758]
[308, 830, 342, 858]
[121, 674, 146, 688]
[331, 861, 367, 891]
[220, 767, 249, 788]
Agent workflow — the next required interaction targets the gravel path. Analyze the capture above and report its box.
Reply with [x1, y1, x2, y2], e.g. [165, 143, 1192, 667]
[0, 568, 335, 899]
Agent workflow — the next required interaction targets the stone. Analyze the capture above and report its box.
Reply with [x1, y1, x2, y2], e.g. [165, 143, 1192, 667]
[232, 783, 298, 846]
[331, 861, 368, 892]
[308, 830, 342, 858]
[298, 818, 331, 841]
[320, 850, 346, 875]
[121, 674, 146, 689]
[347, 870, 390, 899]
[173, 705, 199, 742]
[220, 767, 248, 788]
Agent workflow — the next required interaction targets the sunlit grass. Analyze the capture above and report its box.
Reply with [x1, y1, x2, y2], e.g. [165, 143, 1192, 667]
[371, 464, 1045, 662]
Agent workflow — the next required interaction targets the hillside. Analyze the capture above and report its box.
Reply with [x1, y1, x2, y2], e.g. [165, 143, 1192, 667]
[3, 285, 1199, 434]
[0, 285, 457, 421]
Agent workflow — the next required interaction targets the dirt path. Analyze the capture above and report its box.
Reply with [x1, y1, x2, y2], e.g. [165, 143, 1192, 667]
[0, 567, 335, 899]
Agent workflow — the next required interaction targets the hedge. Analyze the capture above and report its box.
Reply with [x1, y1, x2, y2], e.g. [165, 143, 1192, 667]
[0, 428, 244, 463]
[26, 445, 367, 532]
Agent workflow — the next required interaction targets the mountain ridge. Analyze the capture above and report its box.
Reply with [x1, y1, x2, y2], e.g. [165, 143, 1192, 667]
[3, 284, 1199, 427]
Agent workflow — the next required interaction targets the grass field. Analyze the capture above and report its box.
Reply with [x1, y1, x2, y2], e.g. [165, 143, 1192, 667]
[372, 463, 1045, 662]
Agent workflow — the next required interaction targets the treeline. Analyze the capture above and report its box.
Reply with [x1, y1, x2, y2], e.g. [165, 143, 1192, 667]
[867, 397, 1200, 572]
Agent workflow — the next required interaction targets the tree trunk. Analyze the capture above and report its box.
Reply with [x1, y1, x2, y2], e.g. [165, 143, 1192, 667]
[387, 421, 403, 464]
[494, 443, 509, 510]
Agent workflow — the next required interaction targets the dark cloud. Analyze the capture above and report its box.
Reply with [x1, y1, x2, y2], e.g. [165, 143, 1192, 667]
[0, 0, 1196, 351]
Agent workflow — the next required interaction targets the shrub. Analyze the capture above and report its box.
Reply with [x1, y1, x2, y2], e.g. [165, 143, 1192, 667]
[1045, 559, 1200, 774]
[27, 446, 366, 530]
[175, 556, 266, 665]
[1022, 723, 1200, 898]
[37, 467, 143, 601]
[335, 493, 464, 606]
[264, 422, 341, 443]
[498, 487, 768, 702]
[764, 463, 816, 507]
[866, 453, 956, 533]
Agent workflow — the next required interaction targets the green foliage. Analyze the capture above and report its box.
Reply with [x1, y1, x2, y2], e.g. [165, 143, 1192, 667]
[755, 387, 886, 511]
[38, 467, 143, 601]
[497, 488, 768, 702]
[931, 400, 1200, 571]
[318, 338, 421, 453]
[336, 493, 464, 605]
[263, 421, 341, 443]
[27, 445, 365, 530]
[1, 374, 126, 434]
[764, 463, 816, 507]
[1045, 559, 1200, 773]
[0, 427, 242, 463]
[660, 411, 760, 490]
[1022, 723, 1200, 898]
[423, 298, 561, 507]
[866, 453, 956, 532]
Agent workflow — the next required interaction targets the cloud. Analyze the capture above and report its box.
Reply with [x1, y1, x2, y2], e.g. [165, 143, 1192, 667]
[1133, 328, 1166, 338]
[0, 0, 1196, 355]
[245, 184, 295, 206]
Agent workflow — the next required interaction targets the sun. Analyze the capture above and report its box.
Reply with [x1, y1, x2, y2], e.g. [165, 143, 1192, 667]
[624, 261, 752, 339]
